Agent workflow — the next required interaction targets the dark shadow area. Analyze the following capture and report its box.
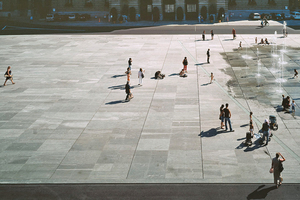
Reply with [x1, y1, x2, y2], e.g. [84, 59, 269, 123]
[108, 84, 138, 90]
[108, 84, 125, 90]
[195, 63, 205, 66]
[201, 83, 210, 86]
[243, 139, 263, 152]
[274, 105, 283, 112]
[199, 128, 225, 137]
[237, 137, 246, 141]
[247, 185, 277, 200]
[223, 39, 234, 41]
[168, 73, 179, 77]
[111, 74, 126, 78]
[105, 100, 125, 105]
[195, 39, 212, 42]
[240, 124, 249, 127]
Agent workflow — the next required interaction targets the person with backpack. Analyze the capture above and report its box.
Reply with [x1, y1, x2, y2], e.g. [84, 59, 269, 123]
[271, 152, 286, 188]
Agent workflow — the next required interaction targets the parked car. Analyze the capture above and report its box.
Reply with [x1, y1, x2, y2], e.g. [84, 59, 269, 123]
[68, 14, 79, 21]
[46, 14, 63, 22]
[283, 13, 291, 20]
[46, 14, 55, 22]
[291, 11, 300, 19]
[79, 14, 91, 21]
[249, 13, 261, 20]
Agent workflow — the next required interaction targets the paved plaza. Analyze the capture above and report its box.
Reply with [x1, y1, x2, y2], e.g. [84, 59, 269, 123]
[0, 22, 300, 184]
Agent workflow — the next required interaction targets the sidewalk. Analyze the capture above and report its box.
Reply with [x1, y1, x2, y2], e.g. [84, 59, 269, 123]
[0, 30, 299, 184]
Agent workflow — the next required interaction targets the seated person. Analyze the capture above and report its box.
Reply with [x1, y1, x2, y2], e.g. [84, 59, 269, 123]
[259, 38, 264, 45]
[265, 38, 269, 45]
[155, 71, 165, 79]
[179, 69, 187, 77]
[283, 96, 290, 110]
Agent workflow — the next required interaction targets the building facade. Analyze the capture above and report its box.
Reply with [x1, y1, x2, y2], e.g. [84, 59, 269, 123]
[0, 0, 297, 19]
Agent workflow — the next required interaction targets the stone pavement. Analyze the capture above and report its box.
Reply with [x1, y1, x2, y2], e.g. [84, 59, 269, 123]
[0, 27, 300, 184]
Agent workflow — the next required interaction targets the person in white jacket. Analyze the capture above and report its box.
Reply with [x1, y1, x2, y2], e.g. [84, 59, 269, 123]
[138, 68, 144, 86]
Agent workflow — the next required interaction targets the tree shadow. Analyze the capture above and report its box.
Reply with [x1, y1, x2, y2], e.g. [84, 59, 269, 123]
[247, 185, 277, 200]
[198, 128, 225, 137]
[105, 100, 125, 105]
[169, 73, 179, 77]
[111, 74, 126, 78]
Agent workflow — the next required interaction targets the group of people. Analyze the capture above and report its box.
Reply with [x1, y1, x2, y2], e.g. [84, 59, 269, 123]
[256, 37, 270, 45]
[219, 103, 234, 132]
[281, 95, 296, 113]
[125, 58, 145, 101]
[201, 30, 214, 41]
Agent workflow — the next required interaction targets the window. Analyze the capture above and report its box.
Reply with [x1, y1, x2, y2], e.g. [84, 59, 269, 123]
[147, 5, 152, 12]
[187, 4, 196, 13]
[165, 4, 175, 13]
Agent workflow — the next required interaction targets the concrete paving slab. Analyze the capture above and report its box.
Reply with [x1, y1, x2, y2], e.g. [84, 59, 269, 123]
[0, 29, 300, 184]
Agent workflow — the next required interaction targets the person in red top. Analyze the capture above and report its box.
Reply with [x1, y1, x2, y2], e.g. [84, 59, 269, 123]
[232, 28, 236, 39]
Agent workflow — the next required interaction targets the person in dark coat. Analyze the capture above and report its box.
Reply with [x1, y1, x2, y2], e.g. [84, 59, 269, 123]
[207, 49, 210, 64]
[125, 81, 133, 101]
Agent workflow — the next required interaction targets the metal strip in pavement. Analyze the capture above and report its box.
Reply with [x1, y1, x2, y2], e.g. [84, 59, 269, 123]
[178, 40, 300, 163]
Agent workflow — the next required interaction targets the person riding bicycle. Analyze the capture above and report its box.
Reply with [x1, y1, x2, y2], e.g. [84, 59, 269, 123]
[264, 18, 268, 26]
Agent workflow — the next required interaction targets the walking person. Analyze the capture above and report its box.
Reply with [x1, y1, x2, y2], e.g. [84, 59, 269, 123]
[238, 41, 242, 50]
[138, 68, 144, 86]
[125, 81, 133, 101]
[206, 49, 210, 64]
[210, 72, 214, 84]
[3, 66, 15, 86]
[249, 111, 253, 122]
[261, 119, 270, 145]
[271, 152, 285, 188]
[219, 104, 225, 129]
[125, 67, 131, 82]
[202, 30, 205, 41]
[232, 28, 236, 39]
[294, 69, 298, 78]
[182, 57, 188, 73]
[211, 30, 214, 40]
[128, 58, 132, 70]
[224, 103, 234, 132]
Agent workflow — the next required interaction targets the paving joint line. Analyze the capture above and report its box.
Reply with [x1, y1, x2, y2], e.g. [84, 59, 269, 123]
[126, 36, 173, 179]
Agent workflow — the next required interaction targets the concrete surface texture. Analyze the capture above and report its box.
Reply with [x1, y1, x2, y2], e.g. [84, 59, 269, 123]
[0, 26, 300, 184]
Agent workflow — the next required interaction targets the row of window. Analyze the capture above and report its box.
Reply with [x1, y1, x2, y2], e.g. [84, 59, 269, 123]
[229, 0, 276, 6]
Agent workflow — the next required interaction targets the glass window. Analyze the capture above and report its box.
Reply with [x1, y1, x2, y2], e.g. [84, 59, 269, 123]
[147, 5, 152, 12]
[187, 4, 196, 13]
[165, 4, 175, 13]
